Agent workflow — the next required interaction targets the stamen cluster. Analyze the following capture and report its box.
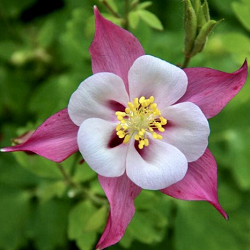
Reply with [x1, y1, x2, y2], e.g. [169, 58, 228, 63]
[115, 96, 167, 149]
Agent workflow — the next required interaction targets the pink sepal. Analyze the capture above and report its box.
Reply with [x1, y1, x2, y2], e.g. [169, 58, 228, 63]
[96, 174, 141, 250]
[90, 7, 145, 93]
[161, 149, 228, 220]
[1, 109, 79, 162]
[179, 60, 248, 119]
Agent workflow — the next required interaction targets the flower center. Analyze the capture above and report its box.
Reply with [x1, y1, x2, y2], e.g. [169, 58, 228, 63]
[115, 96, 167, 149]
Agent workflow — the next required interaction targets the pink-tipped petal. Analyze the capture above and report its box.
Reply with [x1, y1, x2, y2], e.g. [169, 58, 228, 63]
[161, 148, 228, 219]
[96, 174, 141, 250]
[90, 7, 145, 93]
[1, 109, 79, 162]
[178, 61, 248, 119]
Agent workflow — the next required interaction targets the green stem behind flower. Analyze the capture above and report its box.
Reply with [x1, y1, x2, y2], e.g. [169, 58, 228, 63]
[182, 56, 191, 68]
[100, 0, 121, 18]
[57, 163, 107, 206]
[182, 0, 221, 68]
[123, 0, 130, 30]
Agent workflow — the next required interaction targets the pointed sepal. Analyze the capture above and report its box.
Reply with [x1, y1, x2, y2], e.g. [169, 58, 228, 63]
[1, 109, 79, 162]
[161, 149, 228, 219]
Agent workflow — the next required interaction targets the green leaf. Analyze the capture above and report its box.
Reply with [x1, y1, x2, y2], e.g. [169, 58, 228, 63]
[232, 0, 250, 32]
[0, 189, 31, 250]
[175, 201, 250, 250]
[60, 7, 93, 71]
[37, 180, 66, 203]
[32, 199, 70, 250]
[138, 10, 164, 30]
[0, 153, 40, 187]
[0, 41, 19, 61]
[37, 20, 56, 48]
[75, 232, 97, 250]
[68, 200, 97, 239]
[126, 209, 168, 244]
[131, 18, 152, 50]
[68, 201, 98, 250]
[1, 68, 31, 118]
[134, 190, 159, 210]
[13, 152, 63, 179]
[90, 178, 105, 196]
[84, 205, 108, 232]
[222, 129, 250, 190]
[219, 184, 242, 211]
[221, 32, 250, 61]
[128, 11, 140, 29]
[119, 230, 134, 248]
[137, 1, 152, 10]
[29, 74, 82, 119]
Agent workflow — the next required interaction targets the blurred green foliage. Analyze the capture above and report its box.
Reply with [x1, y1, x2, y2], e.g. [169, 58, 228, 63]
[0, 0, 250, 249]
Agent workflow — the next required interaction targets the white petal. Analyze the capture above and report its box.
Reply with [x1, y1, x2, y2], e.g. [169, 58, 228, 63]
[68, 73, 129, 126]
[128, 55, 187, 108]
[77, 118, 128, 177]
[126, 139, 188, 190]
[161, 102, 210, 162]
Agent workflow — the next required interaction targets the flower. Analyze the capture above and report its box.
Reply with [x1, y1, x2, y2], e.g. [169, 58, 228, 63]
[1, 7, 248, 250]
[68, 54, 210, 190]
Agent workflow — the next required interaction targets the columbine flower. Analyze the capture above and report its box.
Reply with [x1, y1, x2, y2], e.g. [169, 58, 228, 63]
[68, 54, 210, 190]
[1, 7, 248, 250]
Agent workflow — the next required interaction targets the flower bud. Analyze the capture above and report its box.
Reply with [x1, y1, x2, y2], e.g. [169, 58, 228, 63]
[197, 6, 206, 31]
[193, 0, 201, 14]
[203, 0, 210, 22]
[184, 0, 197, 55]
[191, 20, 219, 56]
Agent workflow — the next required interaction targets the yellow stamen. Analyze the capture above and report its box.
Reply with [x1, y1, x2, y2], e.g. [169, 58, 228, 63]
[116, 124, 121, 131]
[139, 96, 145, 103]
[117, 115, 123, 121]
[123, 135, 131, 143]
[115, 96, 167, 149]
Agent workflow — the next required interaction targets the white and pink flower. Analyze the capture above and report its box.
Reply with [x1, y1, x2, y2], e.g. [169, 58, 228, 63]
[68, 54, 210, 190]
[1, 7, 248, 250]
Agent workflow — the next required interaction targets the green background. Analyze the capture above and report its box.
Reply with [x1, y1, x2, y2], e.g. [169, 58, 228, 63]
[0, 0, 250, 249]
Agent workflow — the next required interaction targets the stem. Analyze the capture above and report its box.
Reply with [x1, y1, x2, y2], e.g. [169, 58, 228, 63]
[57, 163, 107, 206]
[182, 55, 191, 68]
[70, 153, 80, 176]
[130, 0, 139, 10]
[82, 189, 107, 206]
[123, 0, 130, 30]
[57, 163, 77, 189]
[100, 0, 121, 18]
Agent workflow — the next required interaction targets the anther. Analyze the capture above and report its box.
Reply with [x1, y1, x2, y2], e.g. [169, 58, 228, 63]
[115, 96, 167, 149]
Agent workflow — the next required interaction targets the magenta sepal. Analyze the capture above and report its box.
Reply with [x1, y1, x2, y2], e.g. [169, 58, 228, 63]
[96, 174, 141, 250]
[161, 148, 228, 220]
[1, 108, 79, 162]
[178, 60, 248, 119]
[89, 7, 145, 93]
